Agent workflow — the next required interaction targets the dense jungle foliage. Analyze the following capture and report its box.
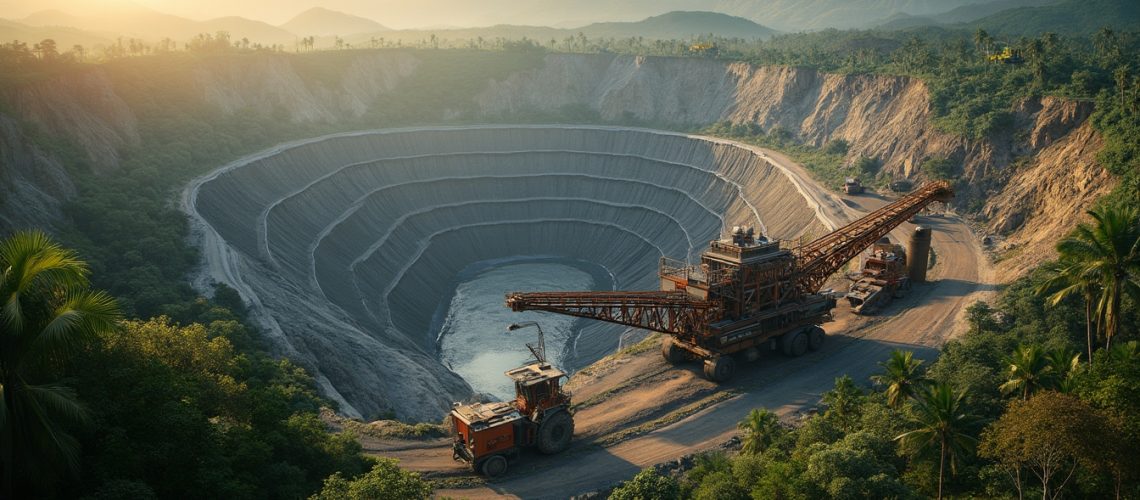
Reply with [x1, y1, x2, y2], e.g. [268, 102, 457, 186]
[612, 251, 1140, 498]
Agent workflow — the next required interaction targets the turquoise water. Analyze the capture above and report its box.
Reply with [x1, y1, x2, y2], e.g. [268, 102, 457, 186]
[437, 260, 598, 400]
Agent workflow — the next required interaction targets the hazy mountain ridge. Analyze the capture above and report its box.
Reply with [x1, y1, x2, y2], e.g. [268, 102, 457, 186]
[3, 9, 775, 50]
[17, 6, 297, 45]
[575, 11, 776, 39]
[876, 0, 1135, 35]
[281, 7, 388, 36]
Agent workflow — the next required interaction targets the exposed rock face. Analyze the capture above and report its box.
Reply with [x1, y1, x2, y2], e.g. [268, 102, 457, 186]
[0, 114, 76, 233]
[194, 52, 420, 122]
[12, 69, 139, 170]
[985, 120, 1112, 280]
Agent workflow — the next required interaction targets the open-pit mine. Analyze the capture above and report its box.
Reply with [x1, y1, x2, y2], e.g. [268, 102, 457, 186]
[186, 125, 830, 420]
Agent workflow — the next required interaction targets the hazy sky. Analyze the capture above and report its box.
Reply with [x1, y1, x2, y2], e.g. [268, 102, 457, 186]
[0, 0, 692, 28]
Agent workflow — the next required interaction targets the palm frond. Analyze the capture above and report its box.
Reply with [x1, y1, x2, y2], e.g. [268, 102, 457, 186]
[28, 290, 120, 362]
[22, 383, 88, 472]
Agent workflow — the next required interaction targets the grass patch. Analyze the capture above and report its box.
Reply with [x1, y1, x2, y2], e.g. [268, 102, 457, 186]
[323, 408, 448, 440]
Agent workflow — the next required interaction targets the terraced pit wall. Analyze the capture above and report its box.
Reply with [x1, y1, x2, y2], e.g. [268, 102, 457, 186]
[186, 126, 828, 420]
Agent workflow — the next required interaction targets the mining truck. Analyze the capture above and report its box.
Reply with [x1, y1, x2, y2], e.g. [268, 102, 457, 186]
[843, 177, 864, 194]
[845, 238, 909, 314]
[507, 181, 953, 383]
[449, 323, 573, 477]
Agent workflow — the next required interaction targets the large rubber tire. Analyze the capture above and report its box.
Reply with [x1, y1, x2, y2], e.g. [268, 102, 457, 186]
[480, 455, 508, 477]
[781, 330, 809, 357]
[703, 356, 736, 383]
[807, 326, 826, 351]
[661, 337, 685, 365]
[536, 411, 574, 454]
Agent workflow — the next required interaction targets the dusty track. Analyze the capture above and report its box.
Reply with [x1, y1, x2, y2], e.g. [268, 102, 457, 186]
[374, 138, 993, 499]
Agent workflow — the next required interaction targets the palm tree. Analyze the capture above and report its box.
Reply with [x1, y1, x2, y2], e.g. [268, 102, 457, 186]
[999, 345, 1055, 400]
[1038, 258, 1101, 364]
[0, 231, 119, 496]
[871, 350, 926, 408]
[896, 383, 982, 500]
[1055, 204, 1140, 351]
[738, 408, 782, 456]
[1047, 346, 1081, 393]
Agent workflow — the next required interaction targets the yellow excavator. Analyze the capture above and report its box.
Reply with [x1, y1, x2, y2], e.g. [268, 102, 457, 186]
[987, 46, 1024, 64]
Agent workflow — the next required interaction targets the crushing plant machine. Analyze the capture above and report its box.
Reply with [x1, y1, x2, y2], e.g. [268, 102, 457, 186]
[506, 181, 953, 382]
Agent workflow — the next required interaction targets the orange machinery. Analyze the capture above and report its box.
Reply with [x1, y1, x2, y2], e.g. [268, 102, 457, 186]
[507, 181, 953, 382]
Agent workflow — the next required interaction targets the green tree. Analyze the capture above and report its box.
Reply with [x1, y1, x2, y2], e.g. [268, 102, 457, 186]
[737, 408, 783, 455]
[692, 471, 747, 500]
[1000, 345, 1057, 400]
[609, 468, 681, 500]
[965, 301, 998, 334]
[896, 383, 982, 500]
[310, 458, 430, 500]
[0, 231, 119, 496]
[803, 432, 912, 499]
[1054, 203, 1140, 350]
[871, 350, 926, 408]
[973, 29, 992, 55]
[822, 375, 865, 431]
[1038, 258, 1102, 364]
[979, 392, 1111, 500]
[920, 157, 956, 180]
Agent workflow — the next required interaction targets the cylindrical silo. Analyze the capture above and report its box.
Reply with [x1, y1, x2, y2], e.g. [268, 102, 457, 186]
[908, 226, 932, 283]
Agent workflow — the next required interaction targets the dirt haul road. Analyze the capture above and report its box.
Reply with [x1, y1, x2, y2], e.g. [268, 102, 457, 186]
[376, 139, 993, 499]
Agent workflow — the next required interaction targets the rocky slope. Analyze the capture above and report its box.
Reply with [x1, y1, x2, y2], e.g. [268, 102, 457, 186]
[477, 53, 1114, 269]
[0, 115, 75, 233]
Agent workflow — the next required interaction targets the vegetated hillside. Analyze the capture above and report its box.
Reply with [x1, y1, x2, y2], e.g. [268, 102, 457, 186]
[931, 0, 1062, 24]
[711, 0, 994, 30]
[875, 0, 1062, 29]
[579, 11, 775, 39]
[965, 0, 1140, 35]
[281, 7, 388, 37]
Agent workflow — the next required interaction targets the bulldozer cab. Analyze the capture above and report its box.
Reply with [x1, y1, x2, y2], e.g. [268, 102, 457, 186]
[506, 362, 570, 417]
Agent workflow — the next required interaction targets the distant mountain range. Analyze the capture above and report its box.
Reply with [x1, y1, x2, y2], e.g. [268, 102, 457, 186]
[0, 8, 774, 50]
[16, 6, 296, 45]
[578, 11, 776, 39]
[347, 11, 776, 48]
[281, 7, 388, 37]
[0, 0, 1131, 52]
[876, 0, 1137, 35]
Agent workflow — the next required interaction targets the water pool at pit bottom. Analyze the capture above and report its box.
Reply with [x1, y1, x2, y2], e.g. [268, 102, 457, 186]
[436, 259, 614, 400]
